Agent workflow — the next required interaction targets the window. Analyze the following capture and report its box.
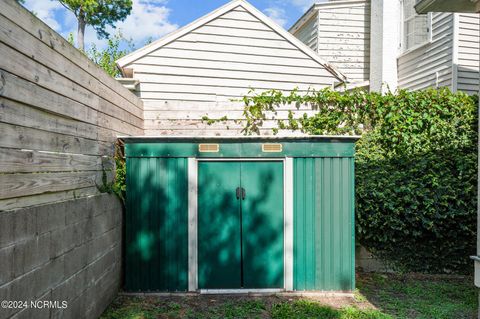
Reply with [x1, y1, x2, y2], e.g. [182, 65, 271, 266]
[402, 0, 431, 52]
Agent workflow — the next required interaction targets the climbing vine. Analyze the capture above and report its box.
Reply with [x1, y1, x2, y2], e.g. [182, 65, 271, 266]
[204, 87, 478, 274]
[98, 141, 127, 204]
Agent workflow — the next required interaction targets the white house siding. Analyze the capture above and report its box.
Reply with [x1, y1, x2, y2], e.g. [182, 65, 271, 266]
[291, 12, 318, 52]
[124, 5, 341, 136]
[292, 1, 371, 83]
[457, 13, 479, 95]
[316, 1, 371, 83]
[397, 13, 454, 91]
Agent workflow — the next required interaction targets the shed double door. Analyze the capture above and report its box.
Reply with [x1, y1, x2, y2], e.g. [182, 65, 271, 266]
[198, 161, 284, 289]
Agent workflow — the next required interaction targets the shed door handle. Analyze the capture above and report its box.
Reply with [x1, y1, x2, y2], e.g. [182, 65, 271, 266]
[236, 187, 240, 200]
[241, 187, 246, 200]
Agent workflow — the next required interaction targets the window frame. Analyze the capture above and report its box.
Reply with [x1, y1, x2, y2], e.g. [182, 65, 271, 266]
[400, 0, 433, 54]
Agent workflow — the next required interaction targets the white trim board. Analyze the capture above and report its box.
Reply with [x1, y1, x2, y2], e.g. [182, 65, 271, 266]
[116, 0, 347, 82]
[187, 158, 198, 292]
[200, 289, 284, 294]
[451, 13, 459, 92]
[120, 291, 355, 297]
[190, 157, 292, 291]
[284, 157, 294, 291]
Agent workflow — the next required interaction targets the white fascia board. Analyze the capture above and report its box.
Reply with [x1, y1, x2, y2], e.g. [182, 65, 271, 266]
[289, 4, 316, 33]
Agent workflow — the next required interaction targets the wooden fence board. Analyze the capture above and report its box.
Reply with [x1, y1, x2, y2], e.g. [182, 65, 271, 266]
[0, 122, 113, 156]
[0, 147, 104, 173]
[1, 69, 97, 124]
[0, 39, 143, 128]
[0, 0, 143, 209]
[0, 0, 143, 112]
[1, 97, 100, 141]
[0, 171, 100, 200]
[0, 71, 142, 136]
[0, 186, 99, 211]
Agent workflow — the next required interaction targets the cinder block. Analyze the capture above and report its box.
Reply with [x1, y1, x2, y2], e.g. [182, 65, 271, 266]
[91, 209, 117, 237]
[12, 243, 26, 279]
[87, 195, 105, 218]
[9, 273, 34, 309]
[84, 278, 119, 319]
[0, 245, 14, 286]
[64, 199, 89, 226]
[11, 290, 52, 319]
[0, 212, 15, 248]
[36, 202, 66, 235]
[86, 227, 120, 263]
[86, 249, 117, 285]
[65, 199, 90, 225]
[94, 263, 121, 300]
[13, 208, 36, 244]
[94, 194, 121, 218]
[52, 267, 88, 303]
[50, 228, 67, 259]
[63, 244, 88, 279]
[76, 218, 94, 244]
[31, 256, 65, 300]
[14, 233, 51, 277]
[61, 292, 86, 319]
[51, 222, 82, 259]
[1, 195, 123, 319]
[49, 202, 68, 230]
[0, 283, 12, 319]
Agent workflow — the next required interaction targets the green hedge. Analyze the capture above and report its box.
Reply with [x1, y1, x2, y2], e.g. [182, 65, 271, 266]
[234, 88, 478, 274]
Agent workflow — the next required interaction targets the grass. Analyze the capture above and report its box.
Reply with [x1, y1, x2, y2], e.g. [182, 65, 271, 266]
[357, 273, 477, 319]
[101, 272, 477, 319]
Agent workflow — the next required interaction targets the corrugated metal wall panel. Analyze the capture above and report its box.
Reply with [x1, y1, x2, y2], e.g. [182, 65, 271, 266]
[293, 157, 354, 291]
[125, 157, 188, 292]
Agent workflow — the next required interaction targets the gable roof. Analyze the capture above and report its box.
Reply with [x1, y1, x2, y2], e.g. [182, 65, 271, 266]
[116, 0, 348, 82]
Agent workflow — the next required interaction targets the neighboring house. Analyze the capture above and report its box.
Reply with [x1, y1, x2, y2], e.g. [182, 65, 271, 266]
[290, 0, 371, 85]
[116, 0, 347, 136]
[290, 0, 480, 94]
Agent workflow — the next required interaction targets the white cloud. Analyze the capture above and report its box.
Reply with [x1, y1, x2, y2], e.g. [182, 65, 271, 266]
[110, 0, 178, 45]
[23, 0, 64, 31]
[23, 0, 178, 49]
[264, 6, 288, 28]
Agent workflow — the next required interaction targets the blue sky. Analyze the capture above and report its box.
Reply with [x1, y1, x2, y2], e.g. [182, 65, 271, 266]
[23, 0, 322, 50]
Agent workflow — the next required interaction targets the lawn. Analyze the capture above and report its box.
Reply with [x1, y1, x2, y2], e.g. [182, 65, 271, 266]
[101, 272, 477, 319]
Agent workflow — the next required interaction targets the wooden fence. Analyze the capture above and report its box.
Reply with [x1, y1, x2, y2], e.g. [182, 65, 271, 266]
[0, 0, 144, 211]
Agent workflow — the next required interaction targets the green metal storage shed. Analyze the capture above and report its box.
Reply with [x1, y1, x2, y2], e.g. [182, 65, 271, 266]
[123, 136, 358, 293]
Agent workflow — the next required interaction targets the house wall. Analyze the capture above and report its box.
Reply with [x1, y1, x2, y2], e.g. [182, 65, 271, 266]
[0, 1, 144, 318]
[316, 1, 371, 83]
[397, 13, 454, 91]
[456, 13, 480, 95]
[291, 12, 318, 52]
[291, 1, 370, 83]
[125, 5, 340, 136]
[370, 0, 401, 92]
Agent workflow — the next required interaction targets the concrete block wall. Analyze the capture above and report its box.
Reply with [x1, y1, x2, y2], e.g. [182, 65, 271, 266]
[355, 246, 391, 273]
[0, 194, 122, 319]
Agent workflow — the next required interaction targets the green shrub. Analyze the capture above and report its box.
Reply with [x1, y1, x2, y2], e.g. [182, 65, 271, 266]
[235, 87, 478, 274]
